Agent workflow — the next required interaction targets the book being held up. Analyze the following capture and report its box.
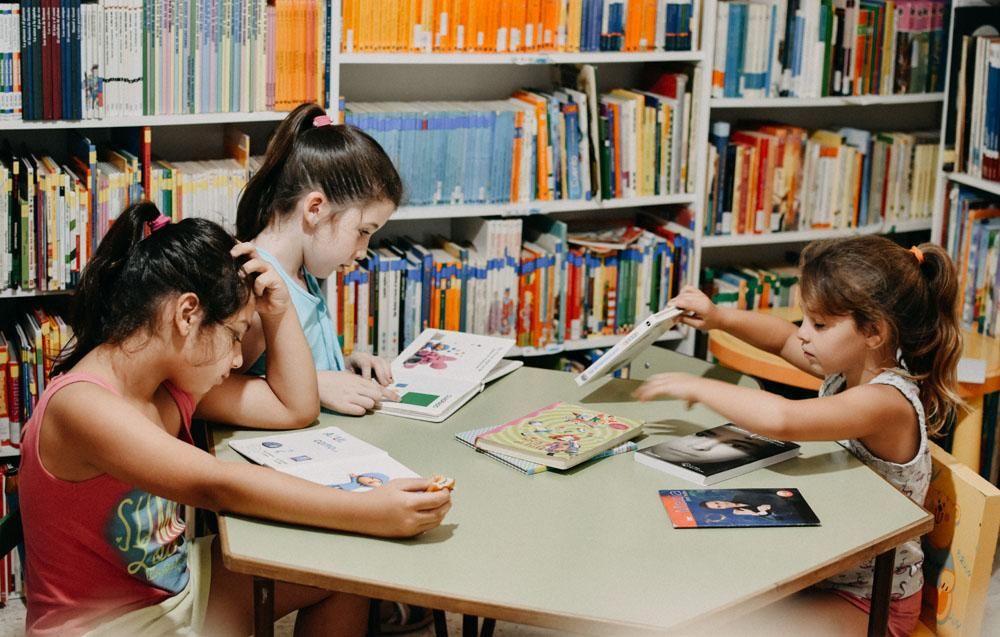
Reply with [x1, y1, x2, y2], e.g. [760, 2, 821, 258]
[376, 329, 519, 422]
[474, 402, 644, 470]
[574, 306, 685, 386]
[228, 427, 417, 491]
[659, 488, 820, 528]
[634, 424, 800, 485]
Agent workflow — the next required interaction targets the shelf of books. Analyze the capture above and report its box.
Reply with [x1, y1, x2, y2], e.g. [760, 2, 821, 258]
[709, 93, 945, 109]
[336, 52, 705, 65]
[948, 173, 1000, 199]
[700, 218, 934, 248]
[0, 112, 292, 131]
[394, 194, 698, 221]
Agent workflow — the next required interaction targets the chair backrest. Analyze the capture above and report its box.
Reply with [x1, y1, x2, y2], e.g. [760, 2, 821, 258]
[920, 442, 1000, 636]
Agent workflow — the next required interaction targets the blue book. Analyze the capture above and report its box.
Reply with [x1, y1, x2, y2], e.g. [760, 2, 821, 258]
[709, 121, 730, 235]
[724, 3, 745, 98]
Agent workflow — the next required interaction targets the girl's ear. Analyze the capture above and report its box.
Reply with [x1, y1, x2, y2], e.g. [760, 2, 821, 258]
[864, 318, 889, 351]
[174, 292, 202, 336]
[301, 191, 329, 230]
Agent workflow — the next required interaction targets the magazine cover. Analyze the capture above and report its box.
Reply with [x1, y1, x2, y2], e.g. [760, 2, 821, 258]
[658, 488, 821, 528]
[475, 402, 644, 469]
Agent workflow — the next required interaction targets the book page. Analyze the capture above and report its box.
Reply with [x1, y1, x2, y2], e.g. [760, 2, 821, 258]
[391, 329, 515, 382]
[380, 374, 480, 417]
[228, 426, 388, 468]
[281, 454, 420, 492]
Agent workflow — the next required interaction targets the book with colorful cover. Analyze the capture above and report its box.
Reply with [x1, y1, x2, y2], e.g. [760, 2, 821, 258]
[474, 402, 644, 470]
[376, 328, 516, 422]
[658, 488, 820, 528]
[634, 423, 800, 485]
[228, 426, 418, 492]
[455, 425, 638, 475]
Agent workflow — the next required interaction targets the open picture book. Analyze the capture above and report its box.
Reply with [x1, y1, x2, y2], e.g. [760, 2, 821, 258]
[574, 306, 685, 386]
[474, 402, 644, 470]
[228, 426, 417, 491]
[376, 329, 518, 422]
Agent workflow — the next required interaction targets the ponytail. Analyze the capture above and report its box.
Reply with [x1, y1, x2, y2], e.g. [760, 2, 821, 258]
[236, 102, 403, 241]
[799, 236, 965, 436]
[54, 202, 254, 375]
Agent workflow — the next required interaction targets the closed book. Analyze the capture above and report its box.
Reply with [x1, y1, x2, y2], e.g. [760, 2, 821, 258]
[634, 423, 800, 485]
[659, 488, 820, 528]
[474, 401, 643, 470]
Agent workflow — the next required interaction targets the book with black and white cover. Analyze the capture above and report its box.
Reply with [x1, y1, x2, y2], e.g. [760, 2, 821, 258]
[634, 423, 800, 485]
[574, 306, 684, 386]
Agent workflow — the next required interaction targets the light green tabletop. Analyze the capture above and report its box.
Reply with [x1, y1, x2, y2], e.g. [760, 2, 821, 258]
[213, 348, 931, 635]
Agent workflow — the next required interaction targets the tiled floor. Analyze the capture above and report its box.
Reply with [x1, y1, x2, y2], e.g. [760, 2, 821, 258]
[2, 546, 999, 636]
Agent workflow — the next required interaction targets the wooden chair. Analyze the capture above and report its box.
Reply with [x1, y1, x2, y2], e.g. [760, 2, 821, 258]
[913, 443, 1000, 636]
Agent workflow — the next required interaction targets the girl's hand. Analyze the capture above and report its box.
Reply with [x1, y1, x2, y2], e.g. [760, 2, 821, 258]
[347, 352, 394, 386]
[231, 242, 291, 318]
[363, 478, 453, 538]
[633, 372, 705, 408]
[318, 370, 399, 415]
[670, 286, 721, 331]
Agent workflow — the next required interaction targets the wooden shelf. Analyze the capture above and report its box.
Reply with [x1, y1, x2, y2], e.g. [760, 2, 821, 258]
[509, 329, 683, 357]
[394, 193, 696, 221]
[700, 218, 933, 248]
[0, 111, 291, 131]
[947, 172, 1000, 198]
[337, 51, 704, 65]
[710, 93, 944, 109]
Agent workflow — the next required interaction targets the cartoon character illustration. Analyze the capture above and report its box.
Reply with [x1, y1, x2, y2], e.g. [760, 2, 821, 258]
[84, 64, 103, 111]
[403, 339, 458, 370]
[330, 472, 389, 492]
[544, 433, 581, 456]
[500, 288, 514, 335]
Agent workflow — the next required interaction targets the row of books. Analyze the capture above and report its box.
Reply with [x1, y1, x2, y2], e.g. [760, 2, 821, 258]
[943, 184, 999, 338]
[341, 0, 699, 53]
[703, 264, 800, 310]
[328, 215, 692, 356]
[343, 69, 696, 206]
[0, 307, 66, 446]
[1, 0, 327, 122]
[705, 122, 938, 236]
[711, 0, 946, 99]
[947, 34, 1000, 183]
[0, 468, 21, 605]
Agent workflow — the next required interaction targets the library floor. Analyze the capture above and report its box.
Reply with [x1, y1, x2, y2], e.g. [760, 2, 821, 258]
[1, 547, 1000, 637]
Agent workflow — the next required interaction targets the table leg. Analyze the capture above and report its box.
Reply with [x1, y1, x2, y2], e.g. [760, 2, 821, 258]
[461, 615, 496, 637]
[253, 577, 275, 637]
[432, 609, 449, 637]
[867, 548, 896, 637]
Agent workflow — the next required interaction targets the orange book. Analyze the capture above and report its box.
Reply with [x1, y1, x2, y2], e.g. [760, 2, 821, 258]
[540, 0, 559, 50]
[624, 0, 642, 51]
[524, 0, 541, 50]
[409, 0, 424, 51]
[484, 0, 500, 51]
[305, 0, 316, 103]
[452, 0, 468, 50]
[510, 108, 525, 200]
[566, 0, 582, 51]
[498, 0, 512, 52]
[342, 0, 355, 51]
[509, 0, 527, 51]
[640, 0, 657, 51]
[434, 0, 449, 51]
[467, 0, 483, 51]
[958, 207, 1000, 304]
[512, 91, 550, 200]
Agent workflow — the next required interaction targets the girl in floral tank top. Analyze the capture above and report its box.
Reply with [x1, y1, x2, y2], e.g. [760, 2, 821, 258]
[635, 235, 964, 637]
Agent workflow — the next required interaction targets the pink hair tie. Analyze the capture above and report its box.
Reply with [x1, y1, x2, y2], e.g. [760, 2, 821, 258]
[145, 213, 171, 237]
[313, 114, 333, 128]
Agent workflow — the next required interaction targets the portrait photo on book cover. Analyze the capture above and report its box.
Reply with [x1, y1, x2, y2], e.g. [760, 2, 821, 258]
[644, 425, 782, 472]
[659, 488, 821, 528]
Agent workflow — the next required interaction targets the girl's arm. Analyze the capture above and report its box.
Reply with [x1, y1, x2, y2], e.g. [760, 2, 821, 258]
[197, 245, 320, 429]
[672, 286, 818, 376]
[633, 373, 916, 442]
[46, 384, 451, 538]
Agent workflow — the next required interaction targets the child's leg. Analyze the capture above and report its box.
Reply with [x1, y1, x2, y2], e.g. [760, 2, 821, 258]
[202, 537, 369, 637]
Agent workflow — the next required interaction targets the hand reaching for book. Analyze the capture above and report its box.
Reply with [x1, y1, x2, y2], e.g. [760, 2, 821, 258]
[318, 370, 399, 415]
[360, 478, 453, 537]
[347, 352, 394, 386]
[633, 372, 705, 409]
[670, 286, 721, 331]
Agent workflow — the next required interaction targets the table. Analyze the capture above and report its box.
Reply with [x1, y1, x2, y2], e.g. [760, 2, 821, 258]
[213, 349, 932, 637]
[708, 307, 1000, 472]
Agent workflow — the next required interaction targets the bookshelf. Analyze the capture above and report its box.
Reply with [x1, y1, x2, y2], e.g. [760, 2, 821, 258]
[697, 0, 946, 283]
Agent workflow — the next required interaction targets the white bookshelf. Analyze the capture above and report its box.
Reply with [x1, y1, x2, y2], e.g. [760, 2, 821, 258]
[394, 194, 698, 221]
[946, 172, 1000, 199]
[710, 93, 945, 109]
[700, 218, 934, 248]
[0, 447, 19, 460]
[336, 51, 704, 65]
[0, 111, 291, 131]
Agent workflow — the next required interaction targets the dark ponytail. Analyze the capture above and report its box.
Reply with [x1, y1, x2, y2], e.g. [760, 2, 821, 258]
[799, 236, 965, 436]
[54, 201, 254, 375]
[236, 102, 403, 241]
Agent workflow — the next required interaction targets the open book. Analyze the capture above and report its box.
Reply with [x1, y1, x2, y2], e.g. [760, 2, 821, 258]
[574, 306, 685, 386]
[377, 329, 517, 422]
[474, 402, 644, 470]
[228, 427, 418, 490]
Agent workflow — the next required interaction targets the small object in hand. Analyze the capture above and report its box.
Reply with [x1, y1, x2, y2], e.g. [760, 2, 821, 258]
[426, 475, 455, 492]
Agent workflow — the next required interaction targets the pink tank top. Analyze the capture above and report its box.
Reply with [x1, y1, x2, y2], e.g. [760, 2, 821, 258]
[19, 372, 196, 636]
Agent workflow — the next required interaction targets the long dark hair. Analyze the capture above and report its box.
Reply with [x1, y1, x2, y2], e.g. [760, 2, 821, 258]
[54, 201, 254, 375]
[799, 235, 964, 435]
[236, 102, 403, 241]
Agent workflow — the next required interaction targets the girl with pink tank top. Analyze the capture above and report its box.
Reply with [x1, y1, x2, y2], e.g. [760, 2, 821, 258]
[635, 236, 964, 637]
[19, 201, 452, 637]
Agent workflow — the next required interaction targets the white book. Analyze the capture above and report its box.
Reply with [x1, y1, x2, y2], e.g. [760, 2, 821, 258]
[574, 306, 684, 386]
[228, 426, 418, 491]
[376, 329, 516, 422]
